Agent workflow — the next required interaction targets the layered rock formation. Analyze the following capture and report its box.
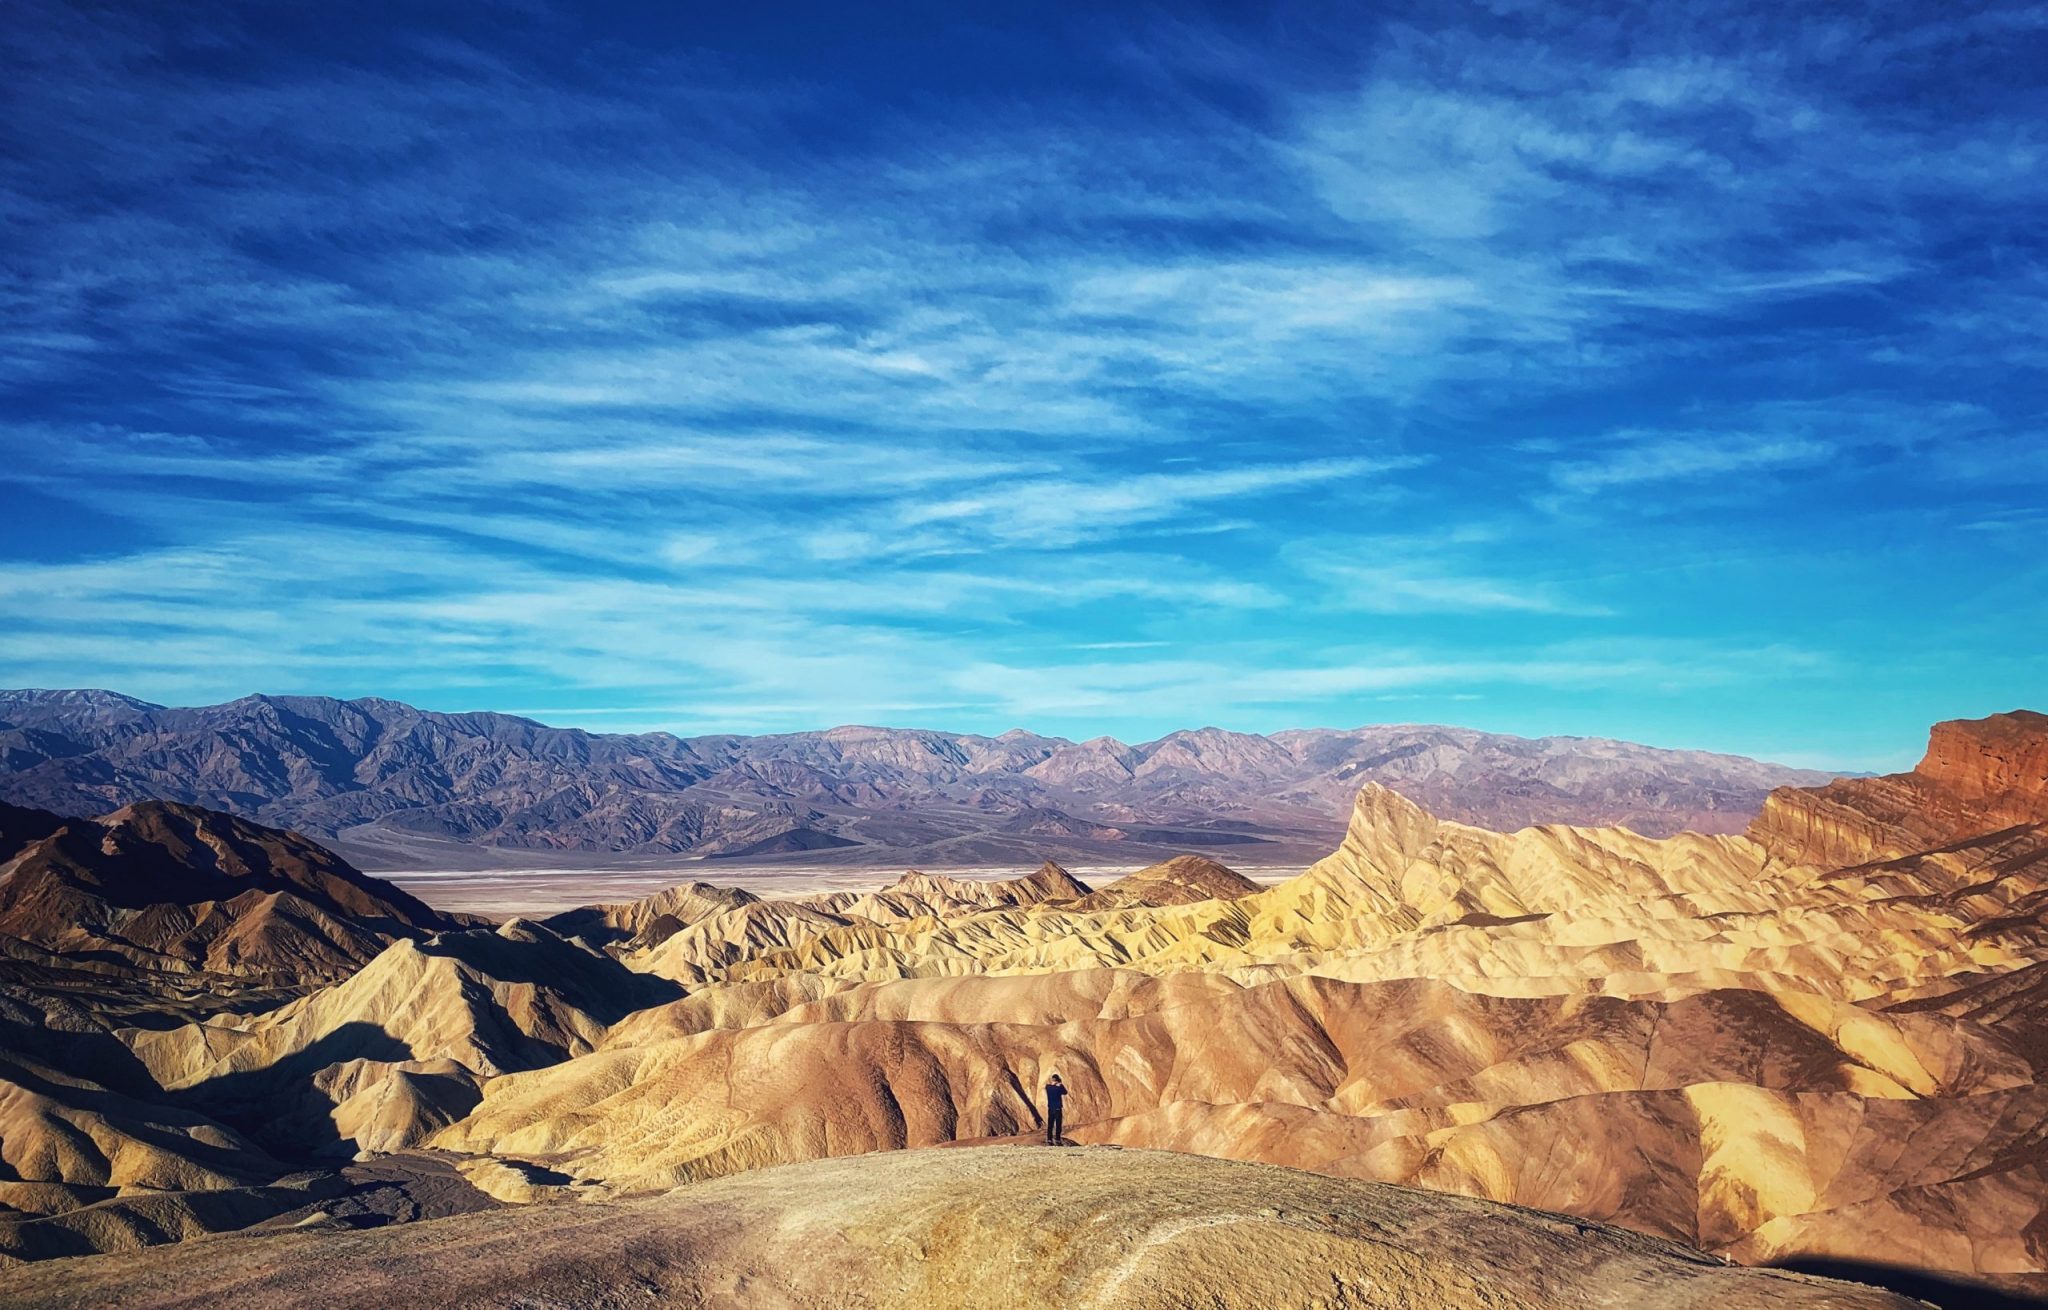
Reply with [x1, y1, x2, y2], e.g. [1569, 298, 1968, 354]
[0, 1146, 1922, 1310]
[586, 777, 2039, 1007]
[0, 688, 1841, 866]
[617, 861, 1098, 983]
[1751, 709, 2047, 868]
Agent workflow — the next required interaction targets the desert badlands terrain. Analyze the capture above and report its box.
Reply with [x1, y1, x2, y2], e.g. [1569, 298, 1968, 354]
[0, 709, 2043, 1307]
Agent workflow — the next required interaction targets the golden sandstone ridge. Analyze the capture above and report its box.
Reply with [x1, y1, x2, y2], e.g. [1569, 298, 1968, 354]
[2, 711, 2046, 1307]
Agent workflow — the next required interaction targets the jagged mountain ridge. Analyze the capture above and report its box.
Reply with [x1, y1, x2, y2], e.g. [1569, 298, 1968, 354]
[0, 688, 1842, 867]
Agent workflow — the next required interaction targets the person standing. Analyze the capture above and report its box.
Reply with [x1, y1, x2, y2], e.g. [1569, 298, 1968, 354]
[1043, 1073, 1068, 1144]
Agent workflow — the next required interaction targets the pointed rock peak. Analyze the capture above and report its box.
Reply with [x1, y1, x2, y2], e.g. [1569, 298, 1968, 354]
[95, 799, 272, 864]
[889, 869, 964, 895]
[1074, 853, 1260, 908]
[667, 879, 759, 907]
[1342, 782, 1448, 846]
[1020, 860, 1092, 899]
[93, 798, 320, 858]
[1128, 854, 1260, 898]
[880, 863, 1091, 905]
[99, 797, 209, 826]
[1352, 780, 1434, 815]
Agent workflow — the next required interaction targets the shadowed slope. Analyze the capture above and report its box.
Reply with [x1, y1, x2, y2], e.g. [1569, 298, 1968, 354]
[0, 801, 464, 987]
[124, 920, 679, 1158]
[0, 1027, 328, 1266]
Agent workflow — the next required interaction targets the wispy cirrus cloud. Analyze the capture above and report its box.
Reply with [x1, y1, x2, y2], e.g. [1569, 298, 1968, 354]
[1285, 534, 1609, 616]
[1546, 433, 1835, 496]
[895, 457, 1412, 549]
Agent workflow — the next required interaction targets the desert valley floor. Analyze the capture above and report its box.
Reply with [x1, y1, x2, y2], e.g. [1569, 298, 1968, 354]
[379, 862, 1304, 919]
[1, 710, 2044, 1307]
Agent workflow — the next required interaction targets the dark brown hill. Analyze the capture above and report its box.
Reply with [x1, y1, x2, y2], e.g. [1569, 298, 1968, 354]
[0, 800, 466, 986]
[0, 800, 67, 855]
[1070, 853, 1262, 909]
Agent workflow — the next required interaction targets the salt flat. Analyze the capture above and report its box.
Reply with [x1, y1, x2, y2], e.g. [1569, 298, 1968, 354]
[385, 862, 1302, 917]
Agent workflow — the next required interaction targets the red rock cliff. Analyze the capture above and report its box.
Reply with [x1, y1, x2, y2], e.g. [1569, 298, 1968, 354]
[1919, 711, 2048, 820]
[1749, 710, 2048, 869]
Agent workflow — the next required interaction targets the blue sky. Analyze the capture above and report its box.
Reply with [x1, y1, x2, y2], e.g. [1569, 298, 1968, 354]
[2, 1, 2043, 769]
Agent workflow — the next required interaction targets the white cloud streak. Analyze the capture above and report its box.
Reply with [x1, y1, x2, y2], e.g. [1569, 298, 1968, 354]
[1, 2, 2042, 746]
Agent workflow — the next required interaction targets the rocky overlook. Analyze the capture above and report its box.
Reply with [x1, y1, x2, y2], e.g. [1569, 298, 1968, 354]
[0, 1147, 1923, 1310]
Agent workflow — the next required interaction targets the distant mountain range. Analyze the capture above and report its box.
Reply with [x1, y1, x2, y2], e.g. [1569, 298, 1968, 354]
[0, 689, 1844, 870]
